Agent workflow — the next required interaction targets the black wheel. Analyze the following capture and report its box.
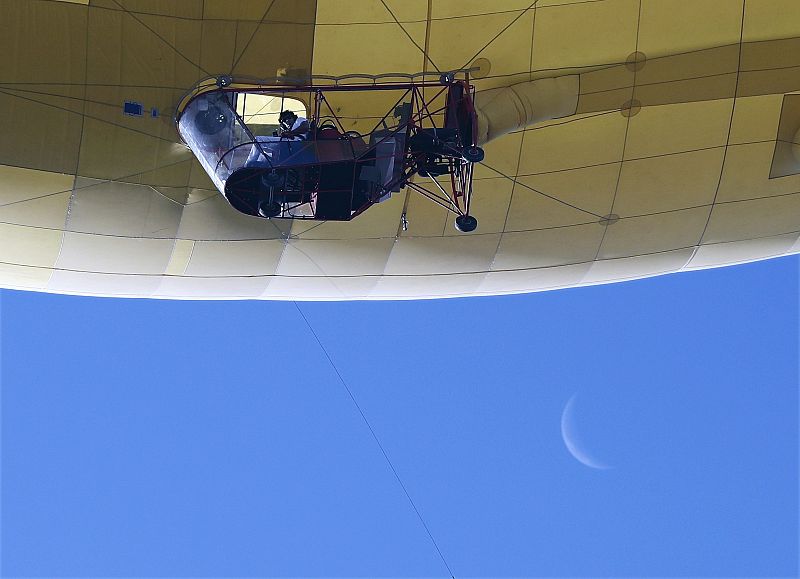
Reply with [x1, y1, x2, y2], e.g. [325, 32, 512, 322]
[261, 171, 283, 188]
[258, 200, 281, 218]
[463, 145, 484, 163]
[195, 106, 227, 135]
[439, 72, 455, 85]
[455, 215, 478, 232]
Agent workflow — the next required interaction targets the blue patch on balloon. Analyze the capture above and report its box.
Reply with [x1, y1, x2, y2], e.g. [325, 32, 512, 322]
[123, 101, 144, 116]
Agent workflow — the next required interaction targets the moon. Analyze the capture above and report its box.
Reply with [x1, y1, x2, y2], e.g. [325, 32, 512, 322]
[561, 394, 612, 470]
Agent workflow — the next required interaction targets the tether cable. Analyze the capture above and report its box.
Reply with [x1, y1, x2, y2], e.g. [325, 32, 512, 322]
[293, 302, 456, 578]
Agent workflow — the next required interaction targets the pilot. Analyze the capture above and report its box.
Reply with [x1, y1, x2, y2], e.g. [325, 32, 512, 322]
[245, 109, 310, 166]
[278, 110, 309, 140]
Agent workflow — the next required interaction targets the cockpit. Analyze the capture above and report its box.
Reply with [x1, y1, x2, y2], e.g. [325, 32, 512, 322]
[176, 74, 483, 231]
[177, 88, 406, 221]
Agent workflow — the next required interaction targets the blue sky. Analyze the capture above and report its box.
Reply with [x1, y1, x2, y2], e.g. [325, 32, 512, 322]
[2, 257, 798, 578]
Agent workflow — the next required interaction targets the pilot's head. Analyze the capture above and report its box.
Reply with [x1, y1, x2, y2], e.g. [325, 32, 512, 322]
[279, 110, 297, 129]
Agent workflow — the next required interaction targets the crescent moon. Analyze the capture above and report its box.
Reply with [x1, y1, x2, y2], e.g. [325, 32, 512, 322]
[561, 394, 612, 470]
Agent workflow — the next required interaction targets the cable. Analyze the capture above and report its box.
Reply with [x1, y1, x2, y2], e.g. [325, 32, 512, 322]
[230, 0, 278, 72]
[593, 0, 643, 261]
[458, 0, 542, 71]
[293, 302, 456, 578]
[480, 162, 603, 219]
[697, 0, 747, 247]
[108, 0, 213, 78]
[379, 0, 441, 73]
[0, 88, 180, 145]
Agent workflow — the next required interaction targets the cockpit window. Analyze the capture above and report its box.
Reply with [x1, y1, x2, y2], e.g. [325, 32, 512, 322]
[236, 94, 306, 136]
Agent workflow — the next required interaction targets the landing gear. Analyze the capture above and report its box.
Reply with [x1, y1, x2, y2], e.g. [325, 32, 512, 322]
[259, 172, 282, 218]
[258, 200, 281, 218]
[463, 145, 484, 163]
[455, 214, 478, 232]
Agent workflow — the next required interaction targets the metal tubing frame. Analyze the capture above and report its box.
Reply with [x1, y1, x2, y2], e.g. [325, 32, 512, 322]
[178, 75, 479, 222]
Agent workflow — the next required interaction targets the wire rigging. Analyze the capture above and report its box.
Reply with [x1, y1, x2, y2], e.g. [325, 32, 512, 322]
[0, 88, 178, 145]
[108, 0, 213, 78]
[378, 0, 441, 73]
[458, 0, 542, 71]
[697, 0, 747, 247]
[230, 0, 278, 72]
[593, 0, 643, 261]
[480, 162, 604, 219]
[293, 302, 456, 578]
